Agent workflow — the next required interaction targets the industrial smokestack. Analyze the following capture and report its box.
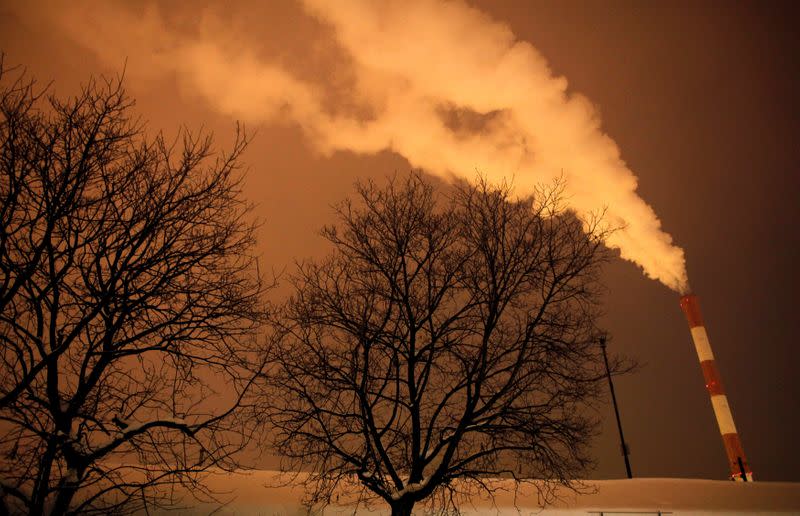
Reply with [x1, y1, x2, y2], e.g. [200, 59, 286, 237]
[679, 294, 752, 481]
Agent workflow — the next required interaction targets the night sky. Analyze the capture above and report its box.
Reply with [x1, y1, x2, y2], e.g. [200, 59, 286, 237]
[2, 1, 798, 482]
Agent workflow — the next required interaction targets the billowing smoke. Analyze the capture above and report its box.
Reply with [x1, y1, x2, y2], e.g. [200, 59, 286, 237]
[19, 0, 689, 292]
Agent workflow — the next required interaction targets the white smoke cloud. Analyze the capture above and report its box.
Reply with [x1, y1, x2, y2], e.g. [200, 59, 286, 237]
[18, 0, 689, 292]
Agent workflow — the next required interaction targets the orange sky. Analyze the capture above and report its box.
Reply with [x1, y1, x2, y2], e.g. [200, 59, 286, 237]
[1, 0, 798, 481]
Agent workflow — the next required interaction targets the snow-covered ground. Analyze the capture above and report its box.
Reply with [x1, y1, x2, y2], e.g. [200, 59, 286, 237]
[162, 471, 800, 515]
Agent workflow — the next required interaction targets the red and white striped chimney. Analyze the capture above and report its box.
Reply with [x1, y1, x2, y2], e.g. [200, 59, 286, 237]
[679, 294, 752, 481]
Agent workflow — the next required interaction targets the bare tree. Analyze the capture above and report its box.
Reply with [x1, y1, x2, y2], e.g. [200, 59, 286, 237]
[264, 173, 622, 515]
[0, 60, 267, 515]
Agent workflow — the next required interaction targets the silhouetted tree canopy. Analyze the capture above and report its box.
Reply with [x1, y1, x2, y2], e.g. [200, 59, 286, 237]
[0, 58, 267, 515]
[263, 173, 620, 515]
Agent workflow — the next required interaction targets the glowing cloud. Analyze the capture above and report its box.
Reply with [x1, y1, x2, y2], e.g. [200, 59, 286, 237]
[23, 0, 689, 292]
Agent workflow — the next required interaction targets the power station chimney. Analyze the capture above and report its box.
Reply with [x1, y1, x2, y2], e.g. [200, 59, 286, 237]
[679, 294, 753, 481]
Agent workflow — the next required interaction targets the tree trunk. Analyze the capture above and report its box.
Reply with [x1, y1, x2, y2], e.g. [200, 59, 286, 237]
[390, 500, 414, 516]
[50, 485, 77, 516]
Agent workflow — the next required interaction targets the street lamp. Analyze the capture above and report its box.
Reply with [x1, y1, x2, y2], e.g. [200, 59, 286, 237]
[600, 336, 633, 479]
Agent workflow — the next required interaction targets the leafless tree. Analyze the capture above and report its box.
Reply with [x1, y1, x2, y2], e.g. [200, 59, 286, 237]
[0, 59, 268, 515]
[263, 173, 624, 515]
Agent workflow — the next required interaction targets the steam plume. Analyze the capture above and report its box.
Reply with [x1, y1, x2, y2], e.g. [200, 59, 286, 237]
[21, 0, 689, 292]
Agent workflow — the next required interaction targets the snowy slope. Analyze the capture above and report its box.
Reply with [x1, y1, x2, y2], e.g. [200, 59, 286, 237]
[159, 471, 800, 515]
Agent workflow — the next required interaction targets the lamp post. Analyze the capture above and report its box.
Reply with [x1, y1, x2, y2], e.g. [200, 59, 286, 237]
[600, 336, 633, 479]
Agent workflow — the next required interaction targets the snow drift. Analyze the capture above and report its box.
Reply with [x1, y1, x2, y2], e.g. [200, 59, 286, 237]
[155, 470, 800, 515]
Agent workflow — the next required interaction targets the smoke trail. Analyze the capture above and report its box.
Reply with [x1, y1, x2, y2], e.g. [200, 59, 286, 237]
[20, 0, 689, 292]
